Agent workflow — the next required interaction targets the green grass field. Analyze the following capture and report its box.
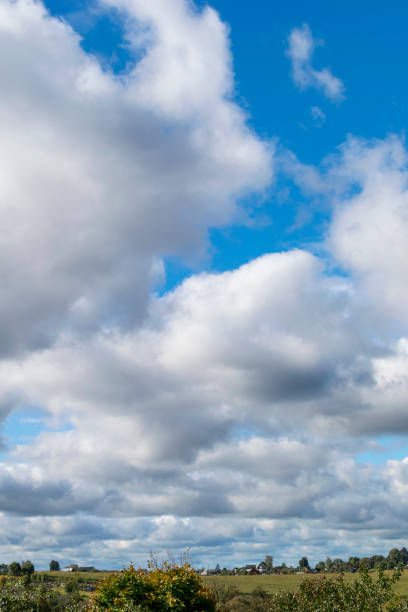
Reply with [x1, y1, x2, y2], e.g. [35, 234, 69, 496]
[203, 570, 408, 598]
[36, 571, 111, 582]
[32, 568, 408, 603]
[33, 570, 111, 599]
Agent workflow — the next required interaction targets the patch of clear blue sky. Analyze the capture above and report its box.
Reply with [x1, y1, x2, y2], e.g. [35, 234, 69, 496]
[38, 0, 408, 462]
[0, 408, 73, 460]
[357, 436, 408, 465]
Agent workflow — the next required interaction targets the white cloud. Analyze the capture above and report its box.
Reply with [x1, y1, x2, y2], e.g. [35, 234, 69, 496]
[328, 136, 408, 329]
[0, 249, 407, 565]
[0, 0, 408, 570]
[310, 105, 325, 126]
[282, 134, 408, 333]
[0, 0, 272, 358]
[287, 24, 345, 101]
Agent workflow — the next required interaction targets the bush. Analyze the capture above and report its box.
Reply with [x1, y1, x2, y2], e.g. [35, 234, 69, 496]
[267, 566, 408, 612]
[0, 576, 87, 611]
[89, 562, 216, 611]
[211, 567, 408, 612]
[65, 578, 80, 593]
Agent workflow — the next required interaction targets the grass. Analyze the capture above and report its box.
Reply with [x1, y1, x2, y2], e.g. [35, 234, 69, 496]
[203, 570, 408, 598]
[33, 571, 112, 600]
[35, 571, 111, 582]
[30, 569, 408, 602]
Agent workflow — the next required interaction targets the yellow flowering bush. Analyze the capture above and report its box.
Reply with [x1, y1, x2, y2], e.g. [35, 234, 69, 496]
[88, 562, 215, 611]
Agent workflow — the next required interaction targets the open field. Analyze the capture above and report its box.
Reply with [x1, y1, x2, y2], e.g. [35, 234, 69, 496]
[27, 569, 408, 603]
[36, 571, 111, 582]
[33, 571, 112, 600]
[203, 570, 408, 598]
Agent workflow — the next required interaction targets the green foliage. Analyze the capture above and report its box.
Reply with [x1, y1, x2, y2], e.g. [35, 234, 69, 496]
[267, 566, 407, 612]
[209, 584, 272, 612]
[65, 577, 80, 593]
[0, 575, 87, 611]
[89, 562, 216, 611]
[315, 547, 408, 572]
[298, 556, 309, 571]
[208, 581, 239, 607]
[22, 560, 35, 577]
[0, 577, 42, 611]
[8, 562, 22, 576]
[49, 560, 60, 572]
[210, 567, 408, 611]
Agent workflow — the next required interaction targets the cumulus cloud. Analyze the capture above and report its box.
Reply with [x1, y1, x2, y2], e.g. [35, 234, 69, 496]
[0, 248, 407, 565]
[328, 136, 408, 328]
[285, 134, 408, 330]
[287, 24, 345, 101]
[1, 0, 408, 570]
[0, 0, 272, 358]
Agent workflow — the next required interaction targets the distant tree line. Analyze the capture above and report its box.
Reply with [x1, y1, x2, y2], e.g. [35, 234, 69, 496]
[0, 559, 62, 576]
[0, 560, 35, 577]
[313, 547, 408, 572]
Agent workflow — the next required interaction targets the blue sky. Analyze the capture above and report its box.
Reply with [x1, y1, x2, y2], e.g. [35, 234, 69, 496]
[48, 0, 408, 282]
[41, 0, 408, 275]
[1, 0, 408, 571]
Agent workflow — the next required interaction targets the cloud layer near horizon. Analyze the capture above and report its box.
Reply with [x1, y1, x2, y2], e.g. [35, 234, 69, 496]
[1, 0, 408, 569]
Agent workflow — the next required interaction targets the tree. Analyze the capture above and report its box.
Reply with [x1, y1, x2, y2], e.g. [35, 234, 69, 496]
[325, 557, 334, 571]
[49, 560, 60, 572]
[89, 562, 215, 611]
[21, 560, 35, 577]
[299, 556, 310, 571]
[387, 548, 402, 569]
[265, 555, 273, 573]
[400, 547, 408, 565]
[0, 564, 8, 575]
[315, 561, 325, 572]
[332, 558, 345, 572]
[8, 561, 22, 576]
[360, 556, 374, 569]
[348, 556, 360, 568]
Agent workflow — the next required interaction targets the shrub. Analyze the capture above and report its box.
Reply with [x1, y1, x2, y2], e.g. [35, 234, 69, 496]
[89, 562, 216, 611]
[211, 566, 408, 611]
[267, 566, 408, 612]
[0, 576, 87, 611]
[65, 578, 80, 593]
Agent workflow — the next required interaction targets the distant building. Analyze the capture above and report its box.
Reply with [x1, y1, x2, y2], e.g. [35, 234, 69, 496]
[245, 565, 259, 575]
[62, 564, 97, 572]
